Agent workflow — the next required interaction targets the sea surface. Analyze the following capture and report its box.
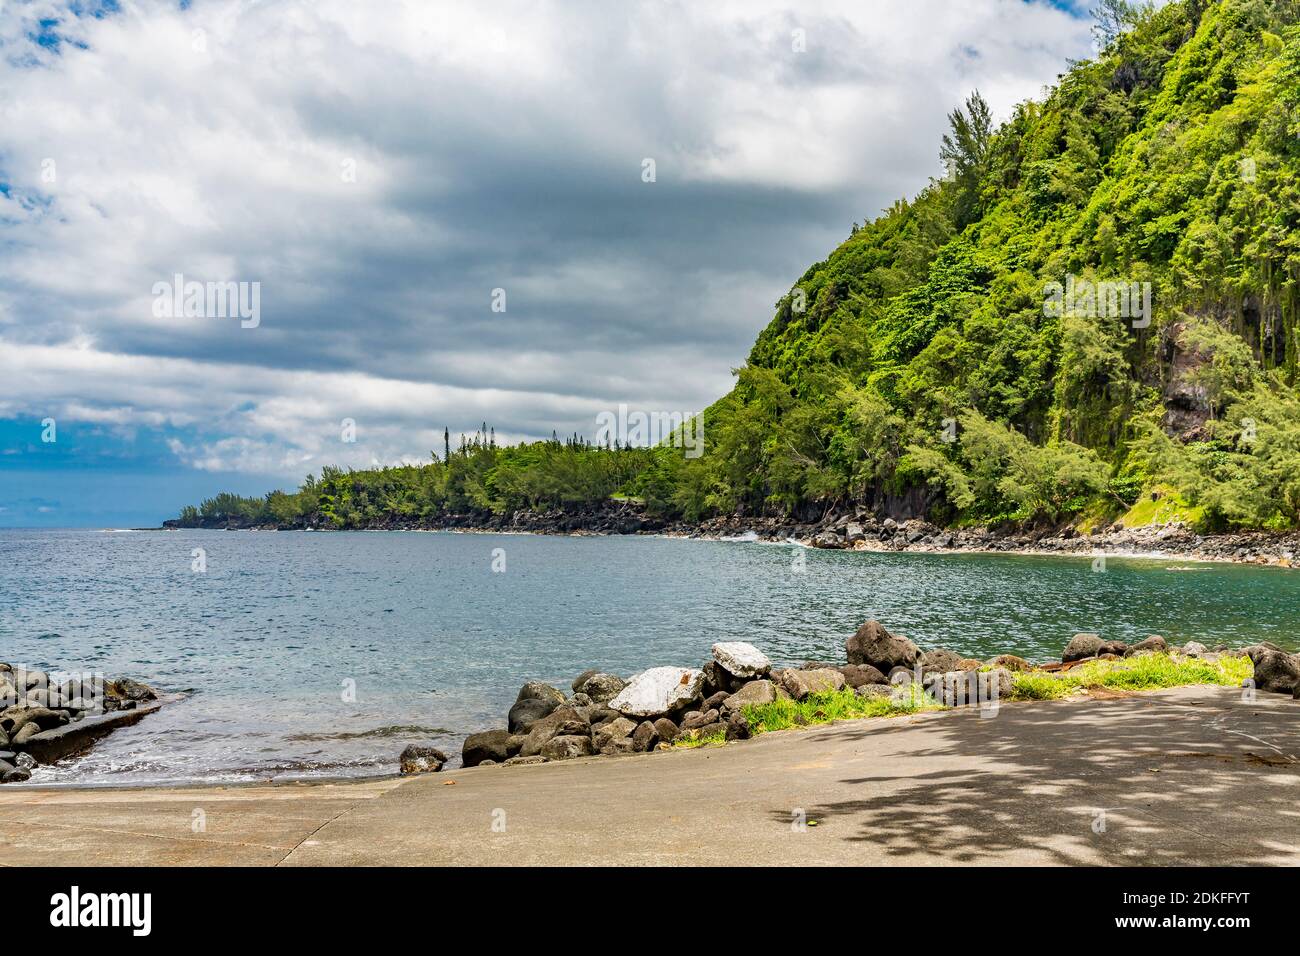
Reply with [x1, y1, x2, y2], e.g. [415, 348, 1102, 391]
[1, 527, 1295, 786]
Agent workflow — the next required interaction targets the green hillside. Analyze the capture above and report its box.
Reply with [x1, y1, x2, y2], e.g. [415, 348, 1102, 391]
[175, 0, 1300, 533]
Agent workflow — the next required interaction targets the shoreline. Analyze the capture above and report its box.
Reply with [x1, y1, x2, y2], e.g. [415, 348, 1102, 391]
[155, 519, 1299, 569]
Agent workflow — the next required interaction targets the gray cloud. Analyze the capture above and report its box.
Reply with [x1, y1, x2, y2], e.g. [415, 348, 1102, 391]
[0, 0, 1094, 478]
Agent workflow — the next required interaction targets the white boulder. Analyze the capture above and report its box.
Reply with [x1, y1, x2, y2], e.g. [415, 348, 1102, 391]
[712, 641, 772, 678]
[608, 667, 704, 717]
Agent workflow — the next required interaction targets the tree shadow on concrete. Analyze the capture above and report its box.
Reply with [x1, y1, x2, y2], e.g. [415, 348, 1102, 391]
[769, 687, 1300, 865]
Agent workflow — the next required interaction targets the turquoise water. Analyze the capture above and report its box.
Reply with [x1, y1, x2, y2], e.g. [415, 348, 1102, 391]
[1, 528, 1295, 784]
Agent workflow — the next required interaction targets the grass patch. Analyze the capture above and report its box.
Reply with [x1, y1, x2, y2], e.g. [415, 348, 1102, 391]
[1009, 652, 1251, 701]
[742, 683, 943, 736]
[673, 727, 727, 748]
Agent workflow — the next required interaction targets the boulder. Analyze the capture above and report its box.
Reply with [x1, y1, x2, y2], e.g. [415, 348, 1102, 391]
[2, 766, 31, 783]
[576, 673, 626, 704]
[571, 669, 600, 694]
[681, 708, 719, 731]
[608, 667, 704, 718]
[1062, 633, 1105, 663]
[519, 705, 590, 757]
[703, 691, 730, 711]
[725, 709, 750, 741]
[107, 678, 157, 703]
[847, 620, 920, 672]
[930, 668, 1013, 707]
[462, 729, 511, 768]
[593, 716, 637, 751]
[1248, 648, 1300, 695]
[1182, 641, 1209, 658]
[502, 755, 547, 766]
[1124, 636, 1168, 656]
[838, 664, 887, 688]
[652, 717, 679, 744]
[711, 642, 772, 679]
[779, 668, 845, 701]
[811, 531, 844, 549]
[507, 697, 558, 734]
[984, 654, 1031, 671]
[399, 744, 447, 775]
[631, 720, 659, 752]
[721, 679, 778, 712]
[515, 681, 566, 706]
[855, 684, 893, 701]
[919, 649, 965, 674]
[540, 734, 595, 761]
[568, 692, 592, 708]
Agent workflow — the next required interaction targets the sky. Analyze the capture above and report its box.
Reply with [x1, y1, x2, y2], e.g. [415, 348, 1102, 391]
[0, 0, 1111, 527]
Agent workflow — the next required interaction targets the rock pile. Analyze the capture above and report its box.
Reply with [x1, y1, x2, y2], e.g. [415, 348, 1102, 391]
[0, 663, 161, 783]
[392, 621, 1290, 775]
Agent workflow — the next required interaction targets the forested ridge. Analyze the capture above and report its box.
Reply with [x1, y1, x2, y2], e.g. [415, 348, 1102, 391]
[174, 0, 1300, 534]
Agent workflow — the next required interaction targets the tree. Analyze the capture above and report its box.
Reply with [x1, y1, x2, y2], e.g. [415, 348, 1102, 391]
[939, 91, 993, 227]
[1091, 0, 1152, 49]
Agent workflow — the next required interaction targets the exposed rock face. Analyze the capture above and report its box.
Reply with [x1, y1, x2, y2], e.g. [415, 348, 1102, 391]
[399, 744, 447, 774]
[576, 673, 627, 704]
[1062, 633, 1105, 662]
[462, 729, 511, 768]
[779, 668, 845, 701]
[721, 679, 778, 712]
[608, 667, 704, 718]
[711, 642, 772, 679]
[846, 620, 920, 672]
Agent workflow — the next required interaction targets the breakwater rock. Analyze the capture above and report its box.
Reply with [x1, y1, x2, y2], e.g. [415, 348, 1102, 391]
[394, 620, 1287, 774]
[0, 663, 162, 783]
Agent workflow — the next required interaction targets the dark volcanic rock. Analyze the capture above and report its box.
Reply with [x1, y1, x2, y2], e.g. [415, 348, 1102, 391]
[462, 729, 511, 768]
[508, 697, 558, 734]
[399, 744, 447, 775]
[1062, 633, 1106, 663]
[839, 664, 888, 688]
[847, 620, 920, 672]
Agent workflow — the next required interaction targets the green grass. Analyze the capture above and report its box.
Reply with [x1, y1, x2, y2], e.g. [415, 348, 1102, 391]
[741, 683, 943, 736]
[1009, 652, 1252, 701]
[672, 727, 727, 748]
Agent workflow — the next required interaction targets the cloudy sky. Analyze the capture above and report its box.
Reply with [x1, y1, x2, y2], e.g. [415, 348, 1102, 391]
[0, 0, 1105, 526]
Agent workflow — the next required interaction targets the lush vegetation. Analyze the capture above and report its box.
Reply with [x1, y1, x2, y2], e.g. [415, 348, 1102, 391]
[1008, 650, 1253, 699]
[176, 1, 1300, 533]
[734, 651, 1252, 738]
[741, 683, 943, 735]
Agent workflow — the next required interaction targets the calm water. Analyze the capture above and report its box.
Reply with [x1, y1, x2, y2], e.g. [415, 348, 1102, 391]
[1, 528, 1296, 785]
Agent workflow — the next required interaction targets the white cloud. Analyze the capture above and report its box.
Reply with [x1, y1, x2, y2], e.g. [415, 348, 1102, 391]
[0, 0, 1094, 480]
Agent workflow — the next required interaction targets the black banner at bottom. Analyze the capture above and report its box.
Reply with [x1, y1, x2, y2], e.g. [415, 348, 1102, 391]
[14, 866, 1281, 942]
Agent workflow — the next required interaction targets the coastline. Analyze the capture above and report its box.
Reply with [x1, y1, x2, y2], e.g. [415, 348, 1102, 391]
[159, 503, 1300, 569]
